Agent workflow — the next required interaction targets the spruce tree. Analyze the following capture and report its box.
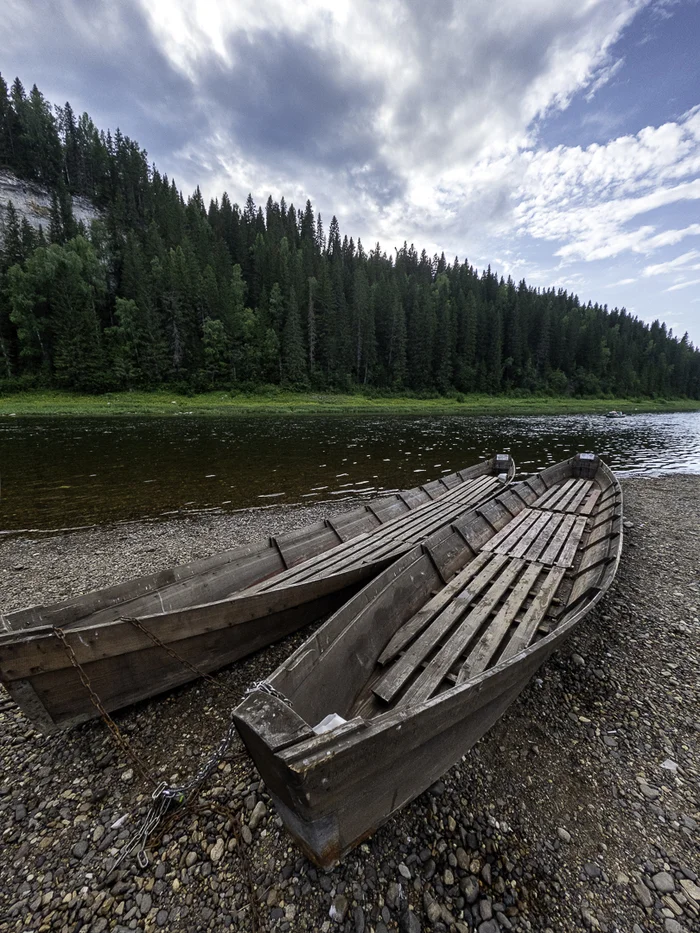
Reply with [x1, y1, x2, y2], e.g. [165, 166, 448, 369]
[282, 285, 306, 385]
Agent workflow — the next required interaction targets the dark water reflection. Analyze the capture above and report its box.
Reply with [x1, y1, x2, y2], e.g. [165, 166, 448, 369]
[1, 412, 699, 533]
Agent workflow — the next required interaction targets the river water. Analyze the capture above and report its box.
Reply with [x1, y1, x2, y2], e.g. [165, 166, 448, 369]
[1, 411, 699, 533]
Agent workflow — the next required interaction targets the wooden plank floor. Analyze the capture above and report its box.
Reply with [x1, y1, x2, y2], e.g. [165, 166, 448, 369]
[249, 474, 502, 593]
[371, 480, 598, 710]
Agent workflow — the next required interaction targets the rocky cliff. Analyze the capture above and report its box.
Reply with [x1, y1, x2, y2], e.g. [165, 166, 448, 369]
[0, 169, 100, 245]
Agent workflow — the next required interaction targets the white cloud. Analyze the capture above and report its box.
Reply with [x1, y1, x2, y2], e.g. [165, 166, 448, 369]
[665, 278, 700, 292]
[584, 56, 625, 101]
[643, 249, 700, 276]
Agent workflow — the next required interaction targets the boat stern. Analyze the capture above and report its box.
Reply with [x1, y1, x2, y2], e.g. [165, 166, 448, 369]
[233, 687, 351, 866]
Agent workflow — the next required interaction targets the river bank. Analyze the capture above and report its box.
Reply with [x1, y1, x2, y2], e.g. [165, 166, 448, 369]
[1, 476, 698, 933]
[2, 389, 700, 417]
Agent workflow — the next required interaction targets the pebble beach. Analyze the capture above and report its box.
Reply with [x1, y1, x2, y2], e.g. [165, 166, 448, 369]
[1, 475, 698, 933]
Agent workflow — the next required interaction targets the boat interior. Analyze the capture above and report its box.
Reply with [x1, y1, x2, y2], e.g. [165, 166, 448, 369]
[266, 456, 622, 732]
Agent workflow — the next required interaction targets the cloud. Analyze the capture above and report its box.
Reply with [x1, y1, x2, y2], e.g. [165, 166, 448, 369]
[584, 57, 625, 101]
[665, 277, 700, 292]
[4, 0, 699, 346]
[510, 108, 700, 262]
[643, 249, 700, 276]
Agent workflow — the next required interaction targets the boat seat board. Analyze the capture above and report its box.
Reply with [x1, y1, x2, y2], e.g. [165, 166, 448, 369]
[252, 474, 500, 593]
[396, 559, 527, 707]
[343, 478, 501, 573]
[482, 509, 587, 568]
[498, 566, 566, 663]
[456, 562, 544, 681]
[532, 478, 577, 510]
[373, 553, 505, 691]
[532, 478, 594, 513]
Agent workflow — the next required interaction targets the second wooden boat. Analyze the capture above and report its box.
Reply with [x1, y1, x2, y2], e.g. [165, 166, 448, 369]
[0, 455, 514, 732]
[233, 453, 623, 867]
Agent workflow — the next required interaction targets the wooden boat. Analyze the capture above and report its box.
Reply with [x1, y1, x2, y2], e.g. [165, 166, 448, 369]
[0, 455, 515, 733]
[233, 453, 622, 868]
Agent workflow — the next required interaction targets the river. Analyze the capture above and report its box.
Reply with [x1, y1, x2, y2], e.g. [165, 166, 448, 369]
[1, 411, 699, 533]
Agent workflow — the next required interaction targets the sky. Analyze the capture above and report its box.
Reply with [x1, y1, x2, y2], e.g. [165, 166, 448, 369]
[4, 0, 700, 345]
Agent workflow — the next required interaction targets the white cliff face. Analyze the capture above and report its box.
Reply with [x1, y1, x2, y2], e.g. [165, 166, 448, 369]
[0, 169, 100, 244]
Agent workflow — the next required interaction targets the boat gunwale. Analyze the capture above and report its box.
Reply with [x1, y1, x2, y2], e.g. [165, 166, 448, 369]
[0, 458, 515, 649]
[2, 455, 512, 633]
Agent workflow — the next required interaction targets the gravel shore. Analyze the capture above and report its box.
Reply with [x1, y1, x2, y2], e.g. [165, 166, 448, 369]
[1, 477, 698, 933]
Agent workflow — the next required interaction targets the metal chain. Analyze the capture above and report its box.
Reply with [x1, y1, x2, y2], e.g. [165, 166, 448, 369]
[110, 617, 252, 868]
[161, 715, 242, 802]
[120, 616, 240, 698]
[52, 626, 156, 787]
[54, 619, 262, 872]
[247, 680, 293, 708]
[113, 716, 245, 869]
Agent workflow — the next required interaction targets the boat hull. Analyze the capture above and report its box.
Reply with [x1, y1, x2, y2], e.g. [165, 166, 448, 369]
[0, 457, 514, 732]
[258, 637, 557, 866]
[233, 454, 623, 866]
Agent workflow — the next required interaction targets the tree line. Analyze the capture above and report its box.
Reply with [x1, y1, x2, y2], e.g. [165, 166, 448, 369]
[1, 73, 699, 397]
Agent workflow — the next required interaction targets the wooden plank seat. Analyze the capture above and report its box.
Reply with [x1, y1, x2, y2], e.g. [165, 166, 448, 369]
[482, 508, 587, 567]
[250, 474, 502, 593]
[532, 478, 599, 514]
[372, 552, 568, 709]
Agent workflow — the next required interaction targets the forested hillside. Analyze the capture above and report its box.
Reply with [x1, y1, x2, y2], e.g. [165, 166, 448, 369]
[1, 73, 699, 397]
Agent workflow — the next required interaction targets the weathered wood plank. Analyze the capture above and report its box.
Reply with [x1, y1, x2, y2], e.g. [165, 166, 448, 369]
[554, 516, 587, 568]
[538, 513, 576, 565]
[457, 562, 543, 681]
[397, 559, 525, 707]
[481, 508, 532, 552]
[493, 510, 540, 554]
[261, 474, 497, 590]
[523, 512, 565, 562]
[372, 555, 509, 702]
[499, 566, 566, 662]
[563, 480, 593, 513]
[422, 478, 450, 498]
[346, 478, 500, 572]
[376, 552, 495, 666]
[532, 479, 570, 510]
[339, 477, 500, 571]
[509, 511, 554, 558]
[579, 487, 601, 517]
[398, 489, 431, 509]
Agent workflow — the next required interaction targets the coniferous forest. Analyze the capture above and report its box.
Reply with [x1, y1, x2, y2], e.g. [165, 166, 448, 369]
[1, 74, 699, 398]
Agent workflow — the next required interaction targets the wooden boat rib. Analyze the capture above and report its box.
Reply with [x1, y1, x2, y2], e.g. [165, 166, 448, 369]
[0, 455, 515, 733]
[232, 453, 623, 868]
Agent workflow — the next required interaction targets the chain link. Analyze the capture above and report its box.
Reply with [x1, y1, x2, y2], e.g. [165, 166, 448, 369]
[53, 618, 274, 876]
[52, 627, 156, 787]
[247, 680, 293, 708]
[121, 616, 240, 698]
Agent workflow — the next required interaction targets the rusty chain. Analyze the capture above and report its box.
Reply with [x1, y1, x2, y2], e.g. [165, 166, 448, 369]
[52, 626, 156, 787]
[53, 618, 256, 875]
[120, 616, 241, 699]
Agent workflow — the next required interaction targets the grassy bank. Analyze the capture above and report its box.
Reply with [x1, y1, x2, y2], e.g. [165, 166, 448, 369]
[1, 389, 700, 417]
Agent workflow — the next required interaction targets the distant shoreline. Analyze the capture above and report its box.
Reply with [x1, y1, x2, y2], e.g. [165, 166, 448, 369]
[1, 390, 700, 417]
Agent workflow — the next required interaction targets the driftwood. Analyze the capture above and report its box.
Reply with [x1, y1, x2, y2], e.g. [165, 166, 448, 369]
[233, 453, 623, 867]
